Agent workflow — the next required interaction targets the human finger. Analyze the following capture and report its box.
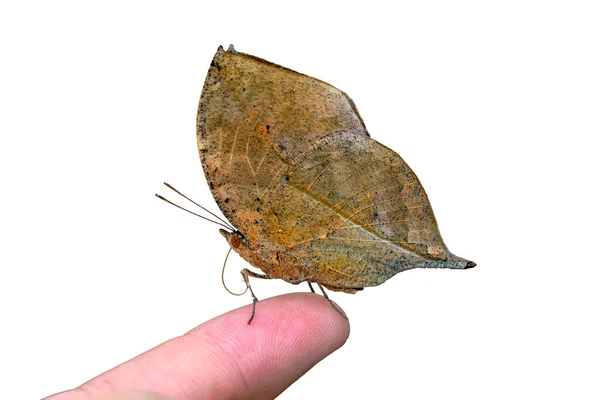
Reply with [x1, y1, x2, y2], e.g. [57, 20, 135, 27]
[46, 293, 350, 399]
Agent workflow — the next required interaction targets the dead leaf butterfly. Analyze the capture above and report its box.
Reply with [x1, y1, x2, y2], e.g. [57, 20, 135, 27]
[161, 45, 475, 323]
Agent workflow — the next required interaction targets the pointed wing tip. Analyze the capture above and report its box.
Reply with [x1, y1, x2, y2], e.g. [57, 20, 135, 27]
[464, 260, 477, 269]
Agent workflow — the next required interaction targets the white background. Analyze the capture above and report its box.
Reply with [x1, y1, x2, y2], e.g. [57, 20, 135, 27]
[1, 1, 599, 399]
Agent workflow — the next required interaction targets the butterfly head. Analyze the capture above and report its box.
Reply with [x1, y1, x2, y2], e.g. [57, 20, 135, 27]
[219, 229, 248, 250]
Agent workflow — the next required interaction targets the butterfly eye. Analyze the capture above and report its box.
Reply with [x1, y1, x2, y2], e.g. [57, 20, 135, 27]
[231, 235, 242, 248]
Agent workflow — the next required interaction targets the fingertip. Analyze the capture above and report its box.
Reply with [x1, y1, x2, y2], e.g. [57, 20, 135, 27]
[189, 292, 350, 350]
[267, 292, 350, 348]
[185, 293, 350, 398]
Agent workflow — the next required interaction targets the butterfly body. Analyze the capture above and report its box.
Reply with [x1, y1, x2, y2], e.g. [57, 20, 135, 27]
[198, 46, 474, 294]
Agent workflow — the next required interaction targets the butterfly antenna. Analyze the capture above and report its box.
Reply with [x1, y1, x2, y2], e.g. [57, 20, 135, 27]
[155, 193, 234, 231]
[162, 182, 235, 231]
[221, 247, 248, 296]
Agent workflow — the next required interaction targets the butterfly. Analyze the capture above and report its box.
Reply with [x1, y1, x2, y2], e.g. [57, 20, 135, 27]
[168, 45, 475, 322]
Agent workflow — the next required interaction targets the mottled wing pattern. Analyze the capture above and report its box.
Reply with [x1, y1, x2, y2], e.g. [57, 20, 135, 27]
[198, 46, 367, 242]
[272, 132, 468, 288]
[198, 46, 470, 289]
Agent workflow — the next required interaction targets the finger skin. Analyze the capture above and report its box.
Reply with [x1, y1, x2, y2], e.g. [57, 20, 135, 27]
[45, 293, 350, 399]
[90, 390, 171, 400]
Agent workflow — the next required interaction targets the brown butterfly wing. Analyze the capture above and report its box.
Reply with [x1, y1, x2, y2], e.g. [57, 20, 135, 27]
[198, 46, 472, 289]
[272, 131, 471, 289]
[198, 46, 367, 240]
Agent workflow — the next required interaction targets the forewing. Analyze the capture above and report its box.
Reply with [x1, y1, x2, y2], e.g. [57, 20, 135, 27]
[197, 46, 367, 242]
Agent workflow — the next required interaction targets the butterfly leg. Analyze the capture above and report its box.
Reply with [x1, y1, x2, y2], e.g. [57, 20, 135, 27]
[287, 275, 315, 292]
[240, 268, 273, 324]
[288, 276, 347, 319]
[314, 280, 348, 320]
